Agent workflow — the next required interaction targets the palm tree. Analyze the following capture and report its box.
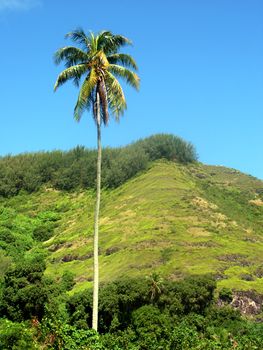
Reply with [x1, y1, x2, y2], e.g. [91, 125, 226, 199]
[147, 272, 164, 303]
[54, 29, 139, 331]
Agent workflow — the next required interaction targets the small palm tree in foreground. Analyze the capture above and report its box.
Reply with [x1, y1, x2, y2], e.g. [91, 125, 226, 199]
[54, 28, 139, 331]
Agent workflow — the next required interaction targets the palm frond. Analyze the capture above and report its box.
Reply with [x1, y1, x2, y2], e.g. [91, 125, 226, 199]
[65, 28, 91, 51]
[108, 64, 140, 90]
[97, 31, 132, 55]
[108, 53, 138, 70]
[104, 71, 127, 119]
[96, 31, 112, 51]
[54, 64, 88, 91]
[90, 31, 98, 52]
[112, 34, 132, 47]
[74, 68, 98, 121]
[54, 46, 89, 66]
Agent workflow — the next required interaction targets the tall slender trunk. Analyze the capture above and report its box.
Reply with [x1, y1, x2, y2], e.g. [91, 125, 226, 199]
[92, 92, 101, 331]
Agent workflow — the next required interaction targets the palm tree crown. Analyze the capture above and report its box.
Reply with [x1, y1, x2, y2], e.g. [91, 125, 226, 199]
[54, 28, 140, 123]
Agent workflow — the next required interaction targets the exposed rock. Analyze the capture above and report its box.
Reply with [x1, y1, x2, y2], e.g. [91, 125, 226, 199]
[255, 188, 263, 195]
[243, 237, 258, 243]
[105, 246, 121, 256]
[78, 252, 93, 260]
[231, 291, 263, 316]
[48, 242, 73, 252]
[249, 198, 263, 206]
[48, 243, 64, 252]
[192, 196, 218, 210]
[61, 251, 93, 262]
[218, 290, 263, 316]
[214, 273, 228, 281]
[184, 240, 218, 248]
[61, 254, 78, 262]
[255, 266, 263, 278]
[240, 273, 255, 281]
[195, 173, 207, 179]
[217, 254, 251, 266]
[227, 169, 239, 174]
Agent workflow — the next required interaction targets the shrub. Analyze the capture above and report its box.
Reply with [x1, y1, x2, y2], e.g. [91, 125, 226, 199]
[0, 319, 37, 350]
[32, 224, 54, 242]
[0, 254, 56, 322]
[61, 270, 76, 292]
[161, 275, 216, 316]
[219, 288, 233, 303]
[40, 317, 103, 350]
[131, 305, 171, 349]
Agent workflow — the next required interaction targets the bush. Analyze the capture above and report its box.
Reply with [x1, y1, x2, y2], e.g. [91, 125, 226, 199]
[135, 134, 197, 164]
[61, 271, 76, 292]
[131, 305, 171, 349]
[219, 288, 233, 303]
[0, 319, 37, 350]
[0, 254, 57, 322]
[160, 275, 216, 316]
[32, 224, 54, 242]
[0, 206, 34, 259]
[40, 317, 103, 350]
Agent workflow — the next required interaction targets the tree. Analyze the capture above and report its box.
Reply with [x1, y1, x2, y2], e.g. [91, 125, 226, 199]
[147, 272, 164, 303]
[0, 254, 54, 322]
[54, 29, 139, 331]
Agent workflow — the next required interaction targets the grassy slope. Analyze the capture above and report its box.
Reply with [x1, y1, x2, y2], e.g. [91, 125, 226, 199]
[3, 160, 263, 293]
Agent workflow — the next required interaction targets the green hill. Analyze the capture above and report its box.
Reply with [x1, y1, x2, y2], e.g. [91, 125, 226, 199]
[1, 155, 262, 294]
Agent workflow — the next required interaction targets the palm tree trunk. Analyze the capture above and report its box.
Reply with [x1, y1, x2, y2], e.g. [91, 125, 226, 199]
[92, 92, 101, 332]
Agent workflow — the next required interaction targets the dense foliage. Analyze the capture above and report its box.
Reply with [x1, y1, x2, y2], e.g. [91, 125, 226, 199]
[0, 254, 52, 322]
[0, 204, 61, 261]
[0, 267, 262, 349]
[0, 134, 197, 197]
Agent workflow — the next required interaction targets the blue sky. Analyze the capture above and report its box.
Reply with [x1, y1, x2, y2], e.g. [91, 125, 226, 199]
[0, 0, 262, 179]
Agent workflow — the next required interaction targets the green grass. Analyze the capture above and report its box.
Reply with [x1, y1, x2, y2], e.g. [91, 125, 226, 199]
[1, 160, 263, 294]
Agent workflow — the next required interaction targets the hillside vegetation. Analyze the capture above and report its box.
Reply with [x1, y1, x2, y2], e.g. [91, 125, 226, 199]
[0, 135, 262, 294]
[1, 134, 263, 348]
